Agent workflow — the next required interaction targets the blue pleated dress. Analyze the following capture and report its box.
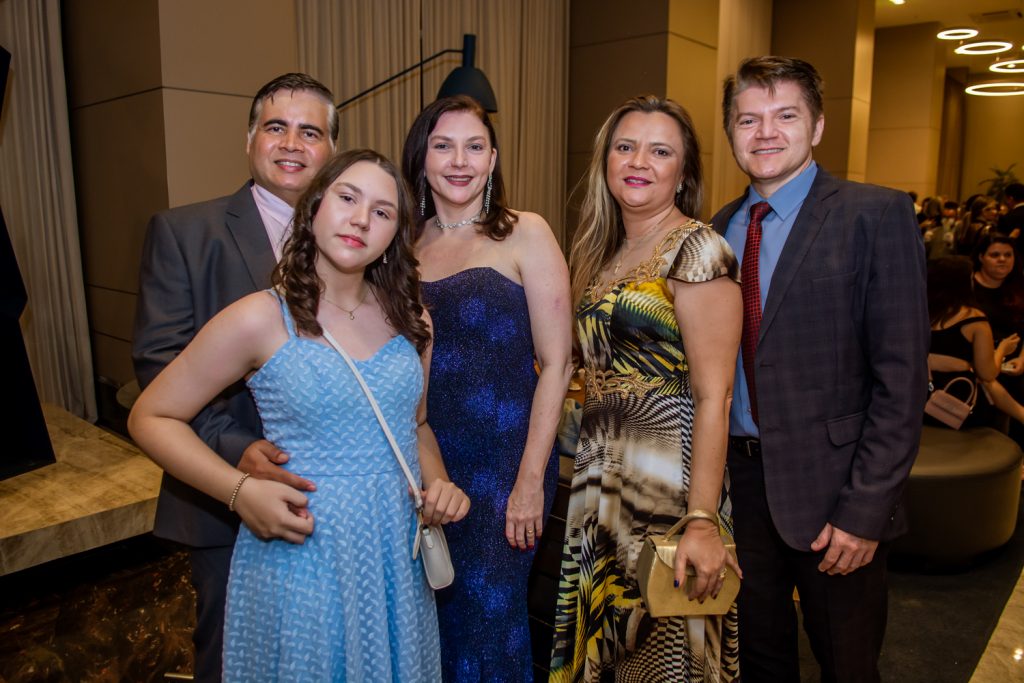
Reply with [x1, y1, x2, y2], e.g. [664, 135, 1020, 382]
[222, 293, 441, 682]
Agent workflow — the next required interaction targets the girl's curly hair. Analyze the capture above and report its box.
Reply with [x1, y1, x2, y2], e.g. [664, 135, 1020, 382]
[272, 149, 430, 353]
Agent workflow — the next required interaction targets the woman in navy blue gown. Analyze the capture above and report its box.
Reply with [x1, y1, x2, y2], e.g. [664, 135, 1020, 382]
[402, 96, 573, 681]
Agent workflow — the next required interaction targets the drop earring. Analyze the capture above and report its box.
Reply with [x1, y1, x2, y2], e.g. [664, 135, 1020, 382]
[483, 173, 493, 216]
[675, 181, 683, 195]
[382, 252, 388, 265]
[419, 189, 427, 217]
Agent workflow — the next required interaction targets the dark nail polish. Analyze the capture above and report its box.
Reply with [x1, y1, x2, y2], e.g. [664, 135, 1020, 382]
[673, 579, 680, 588]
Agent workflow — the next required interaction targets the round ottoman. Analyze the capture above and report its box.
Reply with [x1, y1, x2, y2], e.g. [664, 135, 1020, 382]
[894, 425, 1022, 562]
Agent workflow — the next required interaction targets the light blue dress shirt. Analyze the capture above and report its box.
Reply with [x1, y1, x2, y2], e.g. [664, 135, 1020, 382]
[724, 162, 818, 438]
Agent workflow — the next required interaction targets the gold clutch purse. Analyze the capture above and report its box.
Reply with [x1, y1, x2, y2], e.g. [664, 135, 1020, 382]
[636, 515, 740, 617]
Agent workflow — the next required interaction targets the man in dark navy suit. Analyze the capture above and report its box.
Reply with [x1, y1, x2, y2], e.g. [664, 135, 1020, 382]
[133, 73, 337, 682]
[711, 56, 929, 682]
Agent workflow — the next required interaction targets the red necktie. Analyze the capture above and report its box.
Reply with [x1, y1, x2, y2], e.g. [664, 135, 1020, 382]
[741, 201, 772, 425]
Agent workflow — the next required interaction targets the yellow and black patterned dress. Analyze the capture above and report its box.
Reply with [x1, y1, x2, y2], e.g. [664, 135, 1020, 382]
[549, 222, 740, 683]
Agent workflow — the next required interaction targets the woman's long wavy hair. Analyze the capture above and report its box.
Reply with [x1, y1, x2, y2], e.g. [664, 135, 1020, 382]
[928, 256, 976, 327]
[568, 95, 703, 306]
[401, 95, 517, 241]
[272, 149, 431, 353]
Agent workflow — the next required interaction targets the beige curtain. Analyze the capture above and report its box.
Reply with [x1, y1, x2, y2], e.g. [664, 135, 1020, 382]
[0, 0, 96, 421]
[296, 0, 569, 244]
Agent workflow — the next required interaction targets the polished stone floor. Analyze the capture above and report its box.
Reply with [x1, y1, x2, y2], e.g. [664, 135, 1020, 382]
[0, 537, 193, 682]
[3, 503, 1024, 682]
[971, 569, 1024, 682]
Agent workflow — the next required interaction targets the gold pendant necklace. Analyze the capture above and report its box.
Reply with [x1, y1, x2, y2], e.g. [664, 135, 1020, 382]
[322, 287, 370, 320]
[612, 213, 674, 275]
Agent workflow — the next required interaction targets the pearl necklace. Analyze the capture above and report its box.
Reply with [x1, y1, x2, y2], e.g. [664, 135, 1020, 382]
[435, 213, 482, 230]
[322, 287, 370, 320]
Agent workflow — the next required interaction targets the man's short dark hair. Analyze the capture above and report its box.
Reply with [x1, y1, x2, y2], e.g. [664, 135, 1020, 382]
[722, 56, 824, 139]
[248, 73, 339, 145]
[1005, 183, 1024, 203]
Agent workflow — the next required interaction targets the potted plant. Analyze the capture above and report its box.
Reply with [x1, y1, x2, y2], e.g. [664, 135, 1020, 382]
[979, 163, 1020, 203]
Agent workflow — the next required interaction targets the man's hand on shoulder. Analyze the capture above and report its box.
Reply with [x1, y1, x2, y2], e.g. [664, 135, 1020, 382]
[238, 439, 317, 494]
[811, 522, 879, 575]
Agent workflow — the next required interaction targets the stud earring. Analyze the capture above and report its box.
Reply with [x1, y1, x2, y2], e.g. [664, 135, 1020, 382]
[483, 173, 493, 215]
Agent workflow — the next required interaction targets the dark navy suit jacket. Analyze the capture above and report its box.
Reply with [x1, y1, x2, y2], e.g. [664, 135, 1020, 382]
[711, 168, 930, 550]
[133, 182, 275, 548]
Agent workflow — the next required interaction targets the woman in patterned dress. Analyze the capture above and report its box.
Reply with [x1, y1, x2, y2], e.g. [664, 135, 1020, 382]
[549, 96, 743, 682]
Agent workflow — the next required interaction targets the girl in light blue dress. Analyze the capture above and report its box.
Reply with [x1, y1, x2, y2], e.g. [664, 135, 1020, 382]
[130, 149, 470, 681]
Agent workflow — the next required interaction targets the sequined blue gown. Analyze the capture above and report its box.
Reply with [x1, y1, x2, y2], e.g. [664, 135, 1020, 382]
[422, 268, 558, 682]
[222, 294, 441, 682]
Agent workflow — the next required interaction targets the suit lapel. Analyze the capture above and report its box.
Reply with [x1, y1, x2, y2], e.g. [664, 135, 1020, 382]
[758, 169, 841, 342]
[710, 197, 745, 237]
[225, 182, 276, 290]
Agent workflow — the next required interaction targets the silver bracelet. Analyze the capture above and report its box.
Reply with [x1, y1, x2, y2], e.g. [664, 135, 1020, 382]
[228, 473, 251, 512]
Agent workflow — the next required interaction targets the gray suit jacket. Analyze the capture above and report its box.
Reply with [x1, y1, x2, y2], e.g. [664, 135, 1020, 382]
[711, 168, 929, 550]
[133, 182, 275, 548]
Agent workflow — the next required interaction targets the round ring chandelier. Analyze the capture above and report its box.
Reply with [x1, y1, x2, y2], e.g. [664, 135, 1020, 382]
[955, 39, 1014, 55]
[965, 82, 1024, 96]
[937, 27, 979, 40]
[990, 56, 1024, 74]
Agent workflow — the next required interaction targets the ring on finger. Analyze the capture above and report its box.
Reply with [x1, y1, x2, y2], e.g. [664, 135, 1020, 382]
[718, 569, 727, 579]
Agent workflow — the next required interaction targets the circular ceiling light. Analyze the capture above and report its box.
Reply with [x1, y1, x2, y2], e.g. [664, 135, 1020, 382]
[965, 82, 1024, 96]
[991, 56, 1024, 73]
[956, 39, 1014, 55]
[937, 27, 978, 40]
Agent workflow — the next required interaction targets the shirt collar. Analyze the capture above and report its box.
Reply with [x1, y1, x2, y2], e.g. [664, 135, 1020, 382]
[745, 161, 818, 221]
[251, 182, 294, 227]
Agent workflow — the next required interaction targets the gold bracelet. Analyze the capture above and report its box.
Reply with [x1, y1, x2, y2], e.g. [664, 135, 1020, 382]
[228, 473, 251, 512]
[680, 508, 720, 529]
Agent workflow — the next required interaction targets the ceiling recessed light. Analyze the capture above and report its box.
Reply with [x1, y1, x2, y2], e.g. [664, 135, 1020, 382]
[938, 27, 979, 40]
[889, 0, 905, 5]
[965, 82, 1024, 96]
[955, 39, 1014, 55]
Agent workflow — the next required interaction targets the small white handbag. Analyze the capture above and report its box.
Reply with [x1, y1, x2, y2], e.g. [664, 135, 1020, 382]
[322, 329, 455, 590]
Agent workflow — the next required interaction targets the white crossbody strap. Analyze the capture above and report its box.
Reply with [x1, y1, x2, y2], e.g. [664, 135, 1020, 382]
[321, 330, 424, 510]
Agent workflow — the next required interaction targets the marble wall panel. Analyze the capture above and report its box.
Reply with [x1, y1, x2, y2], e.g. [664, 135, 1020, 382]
[72, 90, 168, 295]
[86, 286, 136, 344]
[157, 0, 298, 95]
[91, 333, 135, 386]
[162, 90, 252, 208]
[568, 35, 668, 154]
[62, 0, 162, 108]
[570, 0, 669, 47]
[668, 0, 719, 48]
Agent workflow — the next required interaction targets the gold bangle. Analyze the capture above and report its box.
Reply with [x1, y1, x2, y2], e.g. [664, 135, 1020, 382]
[228, 473, 251, 512]
[680, 508, 719, 529]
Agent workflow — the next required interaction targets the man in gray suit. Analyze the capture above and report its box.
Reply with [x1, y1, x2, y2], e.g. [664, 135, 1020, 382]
[711, 57, 928, 682]
[132, 73, 337, 682]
